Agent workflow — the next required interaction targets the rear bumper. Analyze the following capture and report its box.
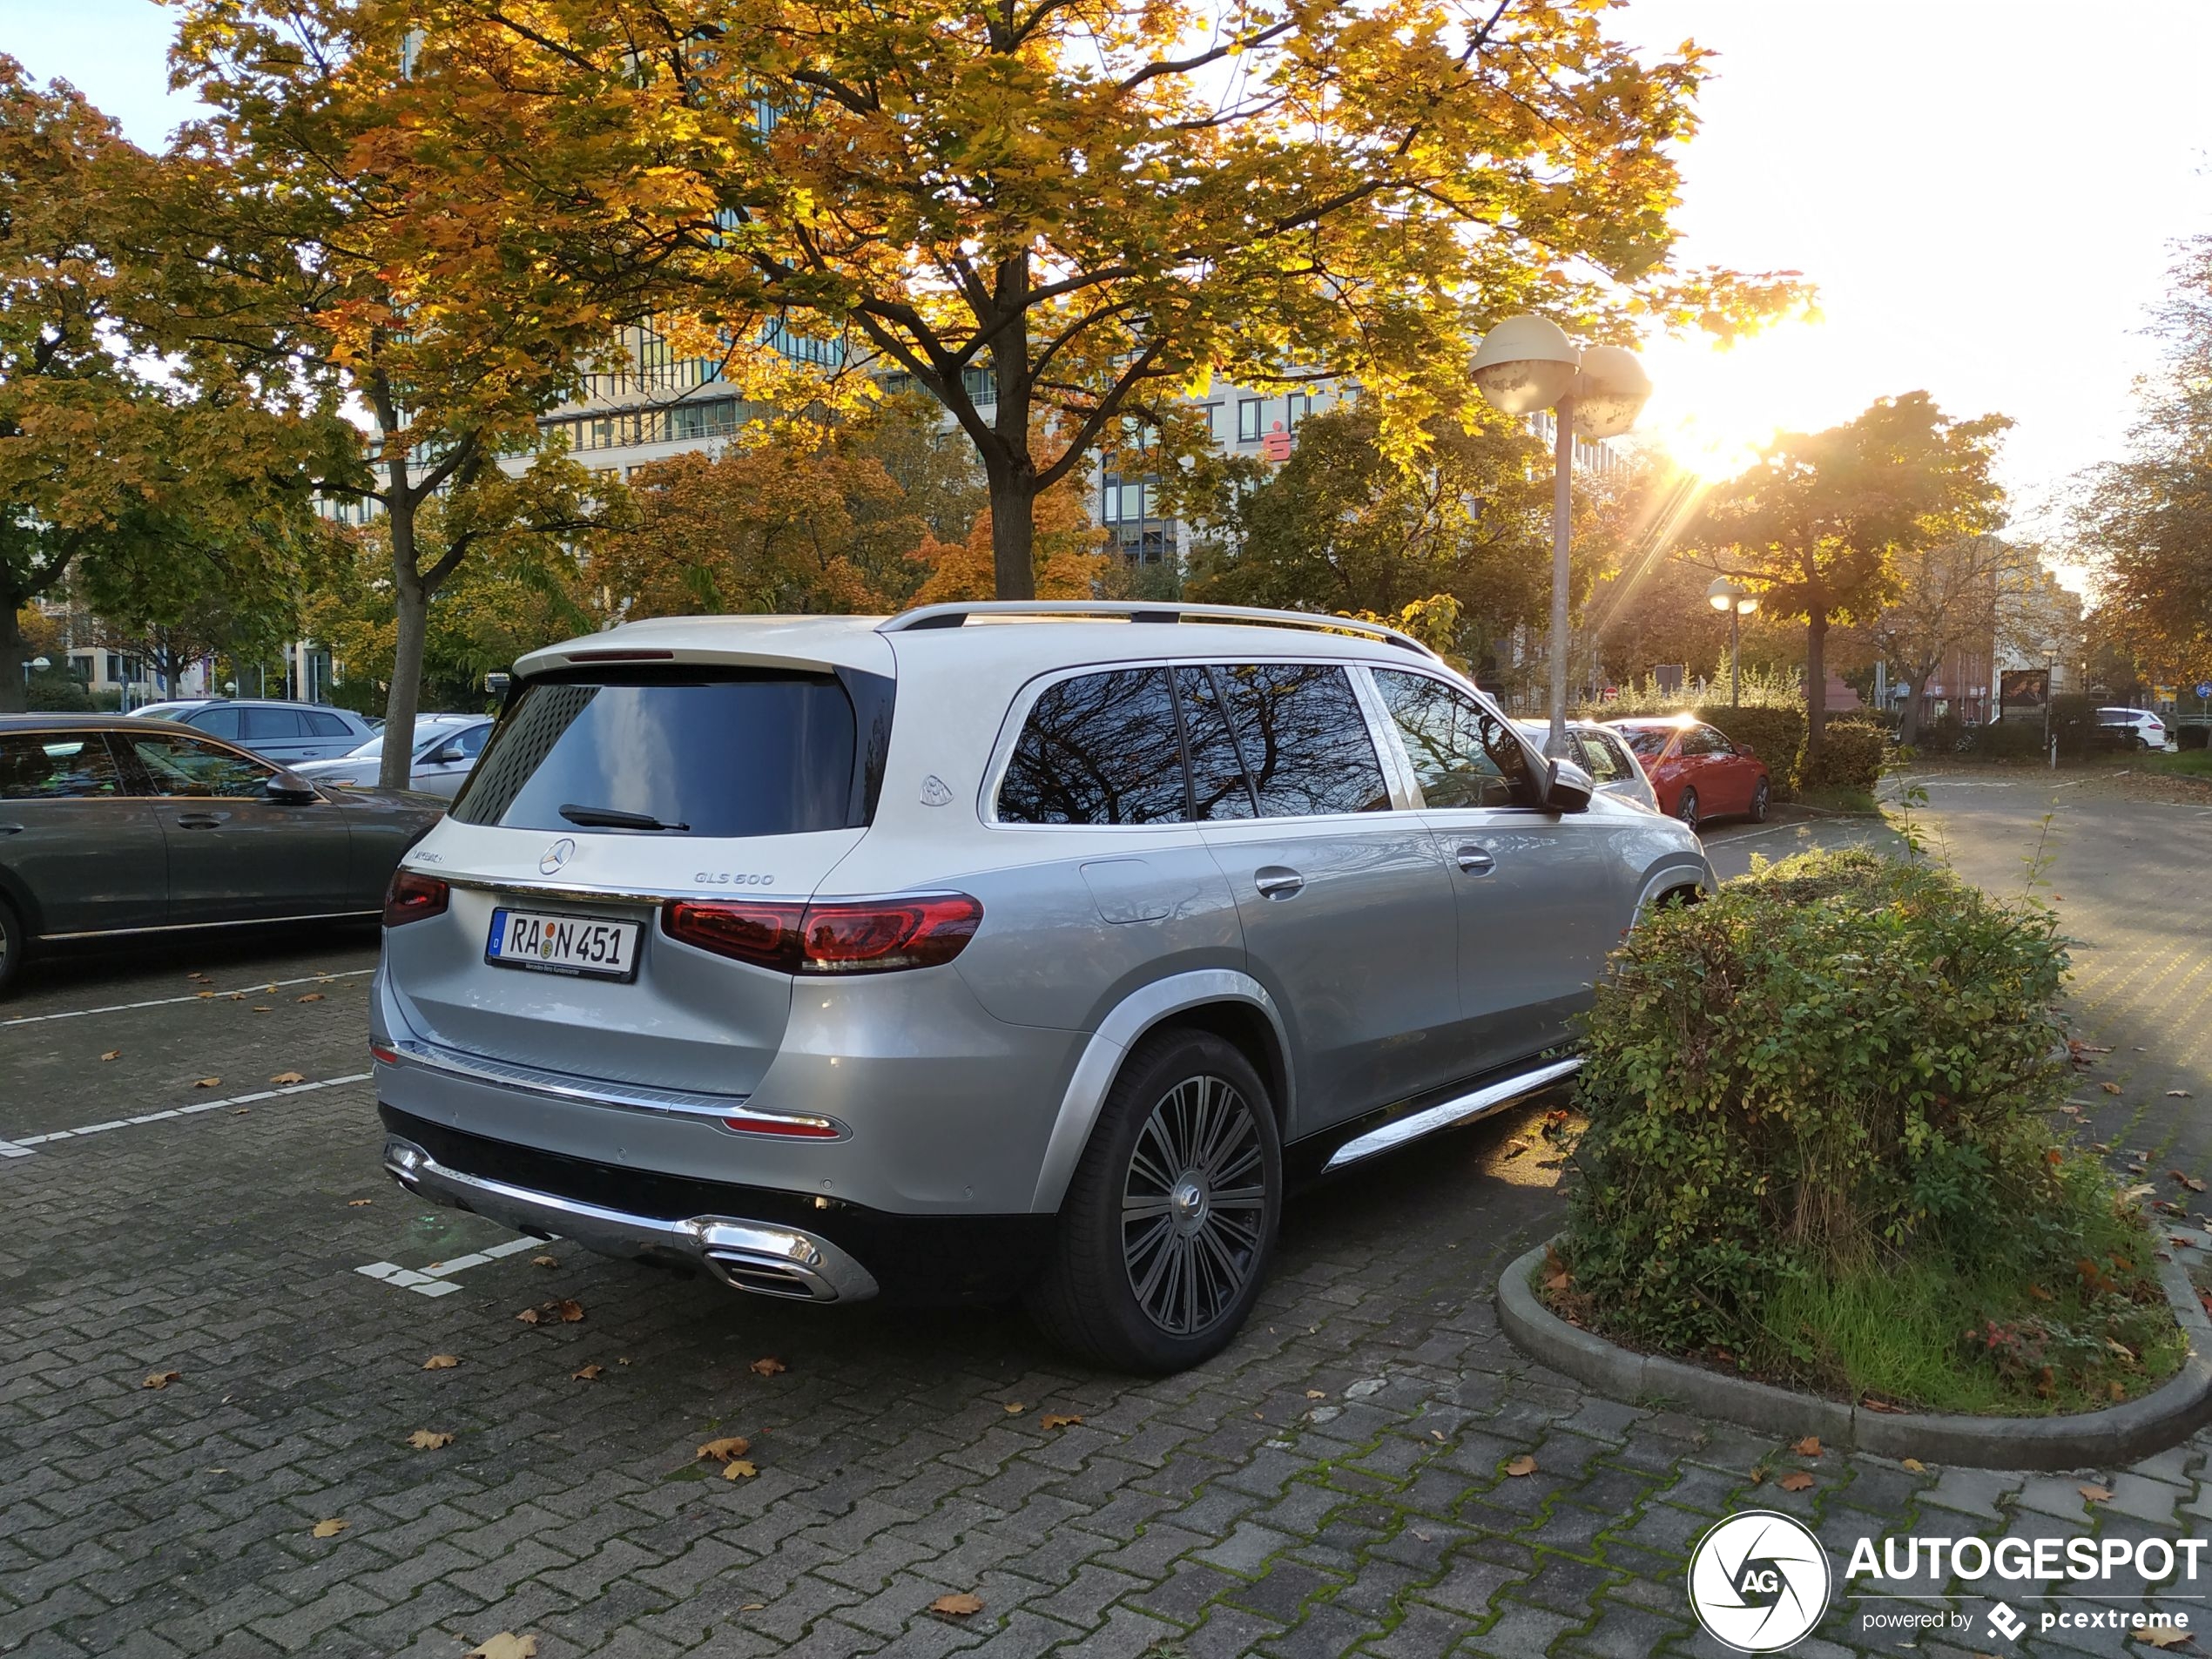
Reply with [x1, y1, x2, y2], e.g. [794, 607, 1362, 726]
[379, 1106, 1053, 1304]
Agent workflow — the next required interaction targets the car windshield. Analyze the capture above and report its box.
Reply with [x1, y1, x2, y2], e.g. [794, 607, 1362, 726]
[1622, 728, 1669, 758]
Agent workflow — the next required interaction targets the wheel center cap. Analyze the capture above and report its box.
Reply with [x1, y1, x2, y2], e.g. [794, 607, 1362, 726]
[1171, 1178, 1207, 1229]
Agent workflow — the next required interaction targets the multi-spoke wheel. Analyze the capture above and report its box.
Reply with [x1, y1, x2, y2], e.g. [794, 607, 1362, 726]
[1747, 778, 1770, 823]
[0, 899, 20, 999]
[1674, 786, 1701, 833]
[1028, 1027, 1282, 1372]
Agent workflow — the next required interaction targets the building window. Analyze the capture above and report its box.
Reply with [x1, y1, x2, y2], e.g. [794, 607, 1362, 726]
[1204, 403, 1222, 442]
[1238, 399, 1264, 443]
[1287, 392, 1313, 429]
[1101, 482, 1123, 523]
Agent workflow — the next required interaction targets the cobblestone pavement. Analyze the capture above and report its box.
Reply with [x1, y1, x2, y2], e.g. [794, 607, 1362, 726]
[3, 795, 2206, 1659]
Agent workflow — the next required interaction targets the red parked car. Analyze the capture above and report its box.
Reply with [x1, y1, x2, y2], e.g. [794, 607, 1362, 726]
[1606, 718, 1771, 833]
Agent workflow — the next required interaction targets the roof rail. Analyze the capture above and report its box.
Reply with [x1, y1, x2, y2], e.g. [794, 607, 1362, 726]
[876, 600, 1440, 660]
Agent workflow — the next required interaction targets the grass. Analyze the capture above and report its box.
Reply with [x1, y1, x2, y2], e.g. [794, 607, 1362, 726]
[2143, 750, 2212, 779]
[1788, 783, 1878, 813]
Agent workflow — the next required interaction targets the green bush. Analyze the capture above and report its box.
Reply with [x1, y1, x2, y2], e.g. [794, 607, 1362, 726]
[1798, 718, 1887, 792]
[23, 671, 93, 712]
[1561, 852, 2082, 1359]
[1964, 718, 2046, 759]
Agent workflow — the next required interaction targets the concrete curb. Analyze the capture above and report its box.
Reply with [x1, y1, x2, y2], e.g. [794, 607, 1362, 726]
[1497, 1243, 2212, 1471]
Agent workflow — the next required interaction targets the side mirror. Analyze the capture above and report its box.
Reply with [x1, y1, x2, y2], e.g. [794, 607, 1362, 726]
[484, 671, 512, 697]
[1544, 758, 1595, 813]
[1739, 742, 1757, 758]
[266, 772, 319, 805]
[428, 742, 464, 765]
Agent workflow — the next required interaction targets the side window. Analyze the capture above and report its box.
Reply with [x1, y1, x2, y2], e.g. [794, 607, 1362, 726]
[1696, 725, 1735, 756]
[187, 705, 242, 739]
[1372, 671, 1541, 810]
[1173, 668, 1255, 821]
[0, 733, 125, 799]
[997, 668, 1189, 826]
[1215, 663, 1389, 817]
[120, 732, 275, 799]
[305, 710, 354, 738]
[456, 723, 491, 758]
[1575, 732, 1627, 785]
[245, 707, 308, 742]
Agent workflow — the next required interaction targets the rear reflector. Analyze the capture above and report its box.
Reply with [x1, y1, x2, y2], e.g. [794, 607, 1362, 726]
[383, 870, 449, 927]
[720, 1111, 841, 1138]
[369, 1039, 401, 1065]
[664, 893, 981, 974]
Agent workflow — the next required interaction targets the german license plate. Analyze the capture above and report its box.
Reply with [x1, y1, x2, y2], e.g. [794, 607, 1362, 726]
[486, 908, 640, 981]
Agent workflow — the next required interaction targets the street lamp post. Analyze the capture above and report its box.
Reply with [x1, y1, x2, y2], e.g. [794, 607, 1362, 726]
[1706, 579, 1758, 707]
[1471, 319, 1650, 754]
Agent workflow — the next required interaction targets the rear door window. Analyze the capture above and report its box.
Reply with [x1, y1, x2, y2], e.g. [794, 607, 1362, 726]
[1215, 663, 1389, 817]
[998, 668, 1188, 826]
[451, 671, 865, 838]
[187, 705, 242, 739]
[1174, 667, 1256, 821]
[0, 733, 125, 799]
[1372, 670, 1541, 809]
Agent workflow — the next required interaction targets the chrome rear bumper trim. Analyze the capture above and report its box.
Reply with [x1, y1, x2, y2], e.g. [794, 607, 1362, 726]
[381, 1135, 878, 1303]
[1321, 1056, 1583, 1173]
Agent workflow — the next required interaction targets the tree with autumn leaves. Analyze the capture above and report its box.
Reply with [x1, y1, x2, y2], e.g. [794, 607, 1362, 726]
[190, 0, 1801, 616]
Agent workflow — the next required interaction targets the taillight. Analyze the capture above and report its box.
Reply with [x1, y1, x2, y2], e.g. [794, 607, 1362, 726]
[662, 894, 981, 974]
[383, 870, 449, 927]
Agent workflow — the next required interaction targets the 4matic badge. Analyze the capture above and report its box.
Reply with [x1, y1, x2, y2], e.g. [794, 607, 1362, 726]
[1687, 1511, 1832, 1653]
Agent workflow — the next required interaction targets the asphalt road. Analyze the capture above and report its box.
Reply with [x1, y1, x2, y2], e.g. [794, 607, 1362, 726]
[2, 789, 2207, 1658]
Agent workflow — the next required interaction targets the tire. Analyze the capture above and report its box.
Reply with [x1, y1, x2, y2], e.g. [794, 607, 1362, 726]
[1027, 1027, 1283, 1373]
[1674, 786, 1700, 833]
[0, 899, 22, 1000]
[1748, 778, 1770, 823]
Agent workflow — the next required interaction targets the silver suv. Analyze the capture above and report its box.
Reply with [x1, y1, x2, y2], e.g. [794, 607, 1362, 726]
[374, 603, 1712, 1371]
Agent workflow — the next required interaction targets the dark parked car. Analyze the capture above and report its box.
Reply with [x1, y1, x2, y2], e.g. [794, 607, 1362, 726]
[1607, 717, 1772, 832]
[133, 698, 378, 763]
[0, 715, 445, 995]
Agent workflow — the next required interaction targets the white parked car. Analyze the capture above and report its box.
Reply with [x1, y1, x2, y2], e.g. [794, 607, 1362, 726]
[1514, 719, 1661, 814]
[293, 715, 493, 798]
[2094, 707, 2168, 751]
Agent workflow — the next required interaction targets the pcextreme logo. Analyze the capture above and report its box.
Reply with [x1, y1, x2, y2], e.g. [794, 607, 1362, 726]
[1687, 1511, 1832, 1653]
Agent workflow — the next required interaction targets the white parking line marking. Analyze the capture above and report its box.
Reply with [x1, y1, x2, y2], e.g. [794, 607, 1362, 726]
[356, 1235, 546, 1298]
[1, 968, 375, 1029]
[2, 1072, 372, 1157]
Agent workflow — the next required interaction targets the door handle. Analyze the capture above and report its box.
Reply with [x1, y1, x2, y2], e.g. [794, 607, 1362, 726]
[175, 813, 226, 829]
[1253, 867, 1305, 900]
[0, 824, 22, 836]
[1455, 844, 1496, 874]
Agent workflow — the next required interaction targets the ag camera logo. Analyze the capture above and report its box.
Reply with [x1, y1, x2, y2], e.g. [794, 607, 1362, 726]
[1688, 1510, 1832, 1652]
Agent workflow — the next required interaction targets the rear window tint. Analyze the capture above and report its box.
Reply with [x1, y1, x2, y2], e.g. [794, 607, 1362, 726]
[1217, 662, 1388, 816]
[452, 672, 861, 838]
[998, 668, 1187, 826]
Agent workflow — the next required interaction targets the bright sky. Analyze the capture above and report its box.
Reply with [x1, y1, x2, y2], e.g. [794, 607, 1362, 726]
[9, 0, 2211, 540]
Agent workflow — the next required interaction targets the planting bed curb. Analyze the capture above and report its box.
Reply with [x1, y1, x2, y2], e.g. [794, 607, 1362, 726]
[1497, 1242, 2212, 1470]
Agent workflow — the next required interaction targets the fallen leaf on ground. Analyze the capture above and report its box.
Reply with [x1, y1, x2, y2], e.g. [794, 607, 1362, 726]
[297, 993, 325, 1003]
[347, 1198, 373, 1207]
[197, 991, 215, 1000]
[407, 1430, 455, 1450]
[531, 1254, 558, 1268]
[251, 1006, 271, 1013]
[1748, 1466, 1768, 1485]
[194, 1077, 220, 1089]
[1902, 1458, 1928, 1474]
[2102, 1082, 2123, 1095]
[721, 1460, 759, 1480]
[1861, 1396, 1907, 1414]
[2080, 1484, 2114, 1503]
[551, 1299, 583, 1323]
[422, 1354, 460, 1370]
[311, 1519, 347, 1538]
[99, 1049, 120, 1062]
[187, 971, 207, 981]
[231, 1108, 250, 1116]
[929, 1594, 984, 1617]
[1505, 1455, 1538, 1477]
[2028, 1283, 2054, 1301]
[1791, 1436, 1822, 1457]
[1430, 1429, 1445, 1442]
[463, 1636, 537, 1659]
[2168, 1089, 2194, 1099]
[515, 1308, 542, 1325]
[1002, 1402, 1024, 1413]
[2138, 1623, 2190, 1649]
[142, 1370, 180, 1390]
[1037, 1413, 1082, 1430]
[2176, 1173, 2208, 1193]
[572, 1364, 604, 1381]
[1305, 1390, 1326, 1399]
[697, 1436, 752, 1462]
[269, 1070, 306, 1085]
[1778, 1472, 1815, 1493]
[751, 1356, 787, 1377]
[739, 1603, 765, 1612]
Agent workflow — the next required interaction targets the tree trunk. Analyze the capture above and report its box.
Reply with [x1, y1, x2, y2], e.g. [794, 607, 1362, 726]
[0, 590, 24, 713]
[1804, 609, 1829, 765]
[988, 469, 1038, 601]
[1898, 670, 1926, 747]
[381, 494, 428, 791]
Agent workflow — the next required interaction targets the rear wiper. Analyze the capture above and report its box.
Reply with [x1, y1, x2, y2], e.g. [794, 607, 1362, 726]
[558, 803, 690, 832]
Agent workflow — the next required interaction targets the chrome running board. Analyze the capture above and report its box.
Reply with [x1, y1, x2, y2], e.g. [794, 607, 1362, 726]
[1321, 1056, 1583, 1173]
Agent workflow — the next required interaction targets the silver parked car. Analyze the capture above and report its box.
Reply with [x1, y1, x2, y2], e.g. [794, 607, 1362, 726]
[1514, 719, 1661, 814]
[136, 698, 379, 763]
[374, 603, 1713, 1371]
[293, 715, 494, 799]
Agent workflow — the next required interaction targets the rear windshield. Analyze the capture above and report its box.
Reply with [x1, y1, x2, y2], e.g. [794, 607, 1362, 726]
[451, 671, 862, 838]
[1621, 728, 1668, 758]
